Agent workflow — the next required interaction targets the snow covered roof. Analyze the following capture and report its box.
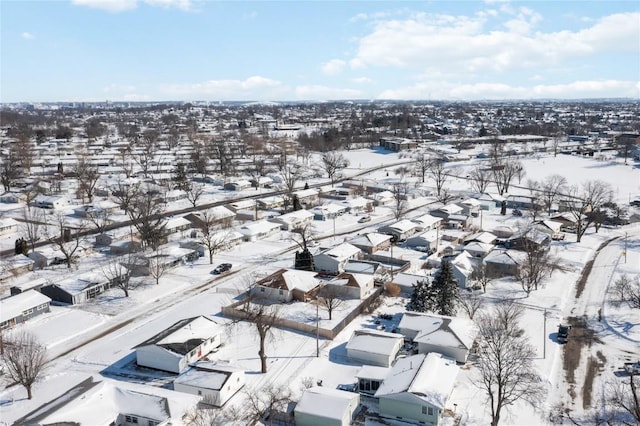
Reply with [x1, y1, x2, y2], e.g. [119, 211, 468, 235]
[163, 216, 192, 230]
[464, 231, 497, 244]
[483, 249, 525, 265]
[15, 376, 200, 426]
[0, 290, 51, 322]
[374, 353, 459, 409]
[411, 214, 442, 228]
[346, 329, 403, 356]
[356, 365, 390, 381]
[238, 220, 281, 235]
[384, 219, 419, 233]
[333, 272, 374, 289]
[399, 312, 477, 350]
[272, 209, 314, 223]
[174, 362, 244, 391]
[320, 242, 361, 261]
[135, 316, 220, 355]
[257, 268, 320, 293]
[349, 232, 392, 248]
[54, 271, 109, 294]
[344, 259, 384, 275]
[295, 386, 359, 420]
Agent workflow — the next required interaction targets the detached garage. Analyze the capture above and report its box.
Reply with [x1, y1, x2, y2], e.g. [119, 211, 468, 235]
[295, 386, 360, 426]
[346, 329, 404, 367]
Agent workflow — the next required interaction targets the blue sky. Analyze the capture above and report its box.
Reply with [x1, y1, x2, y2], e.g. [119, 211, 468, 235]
[1, 0, 639, 102]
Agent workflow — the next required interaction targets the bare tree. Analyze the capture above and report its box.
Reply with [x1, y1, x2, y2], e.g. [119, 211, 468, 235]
[525, 179, 543, 221]
[134, 131, 158, 178]
[473, 302, 545, 426]
[0, 150, 22, 191]
[240, 295, 281, 374]
[321, 152, 348, 185]
[515, 229, 563, 296]
[196, 210, 232, 264]
[74, 153, 100, 203]
[112, 179, 139, 213]
[47, 213, 86, 269]
[564, 180, 613, 243]
[471, 262, 491, 293]
[469, 165, 491, 194]
[86, 208, 111, 235]
[1, 331, 47, 400]
[240, 384, 292, 425]
[317, 286, 345, 320]
[182, 406, 233, 426]
[21, 207, 44, 253]
[126, 187, 166, 249]
[414, 153, 431, 183]
[428, 158, 449, 198]
[493, 159, 523, 196]
[290, 223, 316, 251]
[540, 174, 567, 215]
[148, 248, 170, 285]
[605, 371, 640, 425]
[101, 255, 136, 297]
[611, 274, 640, 309]
[391, 182, 409, 220]
[280, 164, 301, 212]
[185, 181, 205, 208]
[457, 290, 484, 319]
[211, 138, 233, 177]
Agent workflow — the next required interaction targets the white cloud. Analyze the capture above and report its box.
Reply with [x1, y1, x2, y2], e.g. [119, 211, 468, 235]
[352, 77, 373, 84]
[377, 79, 640, 100]
[160, 76, 287, 100]
[295, 85, 363, 100]
[71, 0, 137, 12]
[321, 59, 346, 75]
[350, 11, 640, 73]
[71, 0, 194, 12]
[21, 32, 35, 40]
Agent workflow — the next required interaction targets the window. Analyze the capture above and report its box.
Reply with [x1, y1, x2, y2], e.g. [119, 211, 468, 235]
[260, 287, 265, 292]
[278, 289, 284, 295]
[148, 421, 159, 426]
[37, 304, 46, 310]
[428, 407, 434, 416]
[22, 308, 33, 316]
[125, 415, 138, 424]
[371, 381, 379, 391]
[198, 390, 202, 395]
[422, 406, 427, 414]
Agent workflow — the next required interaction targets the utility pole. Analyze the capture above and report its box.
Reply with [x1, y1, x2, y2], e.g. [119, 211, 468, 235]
[543, 308, 547, 359]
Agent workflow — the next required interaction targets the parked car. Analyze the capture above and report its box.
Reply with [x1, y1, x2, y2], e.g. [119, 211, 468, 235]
[212, 263, 232, 275]
[552, 233, 565, 241]
[557, 324, 571, 343]
[512, 209, 523, 217]
[358, 215, 371, 223]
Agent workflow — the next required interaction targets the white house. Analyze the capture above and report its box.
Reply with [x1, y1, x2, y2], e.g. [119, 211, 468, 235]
[311, 203, 347, 220]
[405, 229, 439, 252]
[252, 268, 320, 302]
[397, 312, 477, 363]
[32, 194, 69, 209]
[324, 272, 375, 300]
[269, 209, 314, 231]
[314, 242, 362, 274]
[0, 217, 19, 235]
[173, 362, 245, 407]
[238, 220, 281, 242]
[14, 376, 201, 426]
[135, 316, 222, 374]
[377, 219, 420, 242]
[294, 386, 360, 426]
[346, 329, 404, 367]
[410, 214, 442, 231]
[375, 353, 459, 426]
[349, 232, 392, 254]
[449, 251, 477, 289]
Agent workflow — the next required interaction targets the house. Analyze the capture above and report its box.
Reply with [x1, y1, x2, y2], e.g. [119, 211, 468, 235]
[370, 190, 395, 207]
[344, 260, 389, 284]
[14, 376, 201, 426]
[430, 203, 464, 219]
[73, 204, 104, 218]
[40, 271, 112, 305]
[0, 290, 51, 329]
[294, 386, 361, 426]
[449, 251, 478, 289]
[346, 329, 404, 367]
[349, 232, 392, 254]
[0, 191, 27, 204]
[0, 254, 35, 281]
[550, 212, 580, 231]
[256, 195, 285, 210]
[173, 362, 245, 407]
[505, 228, 551, 251]
[238, 220, 281, 242]
[444, 214, 470, 230]
[341, 197, 372, 214]
[269, 209, 314, 231]
[375, 353, 459, 426]
[324, 272, 375, 300]
[28, 247, 70, 269]
[410, 214, 442, 231]
[314, 242, 362, 274]
[463, 231, 497, 245]
[0, 217, 19, 235]
[390, 272, 432, 295]
[9, 276, 48, 295]
[109, 239, 143, 255]
[379, 137, 418, 152]
[377, 219, 420, 242]
[128, 247, 198, 276]
[223, 179, 252, 191]
[162, 216, 193, 241]
[31, 194, 69, 209]
[311, 203, 347, 220]
[184, 206, 235, 229]
[250, 176, 273, 188]
[483, 249, 525, 278]
[252, 268, 320, 302]
[533, 219, 564, 236]
[405, 229, 439, 253]
[397, 312, 477, 363]
[462, 241, 494, 259]
[456, 198, 481, 217]
[135, 316, 222, 374]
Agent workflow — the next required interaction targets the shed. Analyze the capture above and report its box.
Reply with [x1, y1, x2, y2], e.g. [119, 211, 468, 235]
[346, 329, 404, 367]
[173, 362, 245, 407]
[294, 386, 360, 426]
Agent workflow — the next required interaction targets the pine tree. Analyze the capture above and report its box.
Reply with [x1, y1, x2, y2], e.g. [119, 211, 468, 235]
[431, 261, 459, 316]
[407, 279, 436, 312]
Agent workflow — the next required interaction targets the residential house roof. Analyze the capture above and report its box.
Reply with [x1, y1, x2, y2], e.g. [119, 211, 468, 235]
[0, 290, 51, 323]
[256, 268, 320, 293]
[295, 386, 359, 422]
[174, 362, 243, 391]
[346, 329, 403, 356]
[134, 316, 219, 355]
[320, 242, 361, 261]
[349, 232, 391, 249]
[399, 311, 476, 351]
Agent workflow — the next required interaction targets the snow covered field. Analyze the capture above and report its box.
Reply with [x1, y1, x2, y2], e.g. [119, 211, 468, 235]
[1, 147, 639, 425]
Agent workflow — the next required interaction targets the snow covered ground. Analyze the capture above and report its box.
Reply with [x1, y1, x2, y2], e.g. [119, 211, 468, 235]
[1, 147, 639, 425]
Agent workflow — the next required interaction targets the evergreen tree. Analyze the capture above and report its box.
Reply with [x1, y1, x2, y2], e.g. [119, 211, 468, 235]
[431, 261, 459, 316]
[407, 278, 436, 312]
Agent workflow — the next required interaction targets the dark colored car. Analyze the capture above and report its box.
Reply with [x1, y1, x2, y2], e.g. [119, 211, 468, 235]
[557, 324, 570, 343]
[512, 209, 523, 216]
[212, 263, 232, 275]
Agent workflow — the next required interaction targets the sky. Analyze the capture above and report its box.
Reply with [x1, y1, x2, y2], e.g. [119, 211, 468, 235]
[1, 0, 639, 103]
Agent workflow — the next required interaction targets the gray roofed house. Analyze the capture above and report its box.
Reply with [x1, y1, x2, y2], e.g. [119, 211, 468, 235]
[0, 290, 51, 329]
[135, 316, 222, 374]
[173, 362, 245, 407]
